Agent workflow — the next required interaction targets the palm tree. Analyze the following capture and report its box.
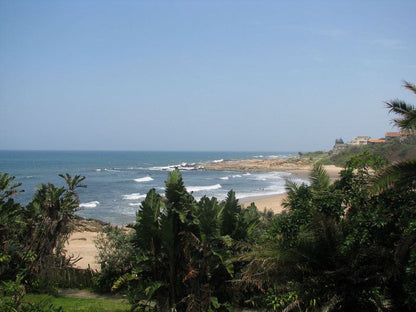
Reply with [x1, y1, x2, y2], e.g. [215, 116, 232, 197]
[385, 81, 416, 131]
[121, 169, 199, 310]
[0, 173, 25, 280]
[118, 171, 240, 310]
[24, 174, 86, 272]
[372, 81, 416, 192]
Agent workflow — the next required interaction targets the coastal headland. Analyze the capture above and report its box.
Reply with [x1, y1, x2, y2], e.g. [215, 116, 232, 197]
[66, 158, 343, 270]
[202, 158, 341, 180]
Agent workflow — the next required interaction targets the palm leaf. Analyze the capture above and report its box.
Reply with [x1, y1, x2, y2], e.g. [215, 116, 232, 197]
[385, 80, 416, 130]
[395, 110, 416, 130]
[370, 159, 416, 193]
[385, 100, 415, 115]
[0, 173, 23, 201]
[403, 80, 416, 95]
[309, 163, 330, 192]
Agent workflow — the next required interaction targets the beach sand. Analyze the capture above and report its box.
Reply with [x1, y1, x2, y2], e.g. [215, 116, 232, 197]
[241, 193, 287, 214]
[65, 164, 342, 270]
[65, 231, 101, 271]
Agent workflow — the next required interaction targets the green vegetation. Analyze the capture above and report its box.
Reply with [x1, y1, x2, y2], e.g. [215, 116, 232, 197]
[11, 293, 129, 312]
[297, 135, 416, 168]
[0, 173, 92, 311]
[1, 81, 416, 310]
[98, 170, 264, 311]
[241, 158, 416, 310]
[329, 136, 416, 167]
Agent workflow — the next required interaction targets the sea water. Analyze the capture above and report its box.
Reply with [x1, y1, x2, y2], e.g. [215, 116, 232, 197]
[0, 151, 304, 224]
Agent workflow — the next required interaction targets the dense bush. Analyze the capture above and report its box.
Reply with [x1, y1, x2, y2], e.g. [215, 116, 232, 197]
[240, 156, 416, 311]
[0, 173, 87, 293]
[94, 226, 133, 293]
[93, 169, 264, 311]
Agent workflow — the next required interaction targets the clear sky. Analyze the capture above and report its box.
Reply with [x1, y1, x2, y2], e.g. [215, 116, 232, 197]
[0, 0, 415, 152]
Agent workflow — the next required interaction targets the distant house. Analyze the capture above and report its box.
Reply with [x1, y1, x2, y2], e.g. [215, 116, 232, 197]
[368, 139, 386, 144]
[333, 138, 347, 151]
[349, 136, 371, 145]
[385, 132, 402, 140]
[385, 131, 414, 141]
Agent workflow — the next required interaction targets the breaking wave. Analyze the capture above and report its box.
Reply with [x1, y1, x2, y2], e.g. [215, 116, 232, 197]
[122, 193, 146, 200]
[128, 203, 142, 207]
[79, 201, 100, 208]
[134, 176, 154, 183]
[187, 184, 222, 193]
[149, 162, 203, 171]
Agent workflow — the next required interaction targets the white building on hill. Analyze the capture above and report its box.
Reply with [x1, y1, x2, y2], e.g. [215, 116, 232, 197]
[349, 136, 371, 145]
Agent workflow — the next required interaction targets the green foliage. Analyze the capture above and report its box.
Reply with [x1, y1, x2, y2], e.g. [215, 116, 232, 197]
[265, 283, 299, 312]
[97, 170, 264, 311]
[386, 80, 416, 131]
[239, 151, 416, 311]
[0, 172, 87, 297]
[22, 294, 129, 312]
[220, 190, 241, 237]
[330, 135, 416, 167]
[370, 81, 416, 194]
[0, 173, 26, 280]
[94, 226, 133, 293]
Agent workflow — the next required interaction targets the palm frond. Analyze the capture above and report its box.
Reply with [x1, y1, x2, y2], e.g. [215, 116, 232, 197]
[385, 100, 415, 115]
[403, 80, 416, 95]
[370, 159, 416, 193]
[0, 173, 23, 201]
[394, 110, 416, 130]
[309, 163, 330, 192]
[385, 81, 416, 130]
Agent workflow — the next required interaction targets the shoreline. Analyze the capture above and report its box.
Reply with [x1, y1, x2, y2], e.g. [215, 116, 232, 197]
[240, 193, 288, 214]
[66, 162, 343, 270]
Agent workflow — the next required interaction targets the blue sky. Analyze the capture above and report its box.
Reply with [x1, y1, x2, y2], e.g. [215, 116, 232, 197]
[0, 0, 415, 152]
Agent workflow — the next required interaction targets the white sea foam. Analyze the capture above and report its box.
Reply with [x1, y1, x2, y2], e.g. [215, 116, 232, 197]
[134, 176, 154, 183]
[220, 174, 242, 180]
[212, 159, 224, 163]
[187, 184, 222, 193]
[128, 203, 142, 207]
[149, 162, 202, 171]
[250, 172, 290, 181]
[266, 154, 293, 159]
[267, 155, 280, 159]
[149, 166, 174, 171]
[79, 201, 100, 208]
[122, 193, 146, 200]
[104, 168, 121, 172]
[98, 167, 145, 172]
[236, 190, 286, 200]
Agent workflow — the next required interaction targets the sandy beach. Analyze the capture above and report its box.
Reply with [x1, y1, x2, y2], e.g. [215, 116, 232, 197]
[65, 164, 342, 270]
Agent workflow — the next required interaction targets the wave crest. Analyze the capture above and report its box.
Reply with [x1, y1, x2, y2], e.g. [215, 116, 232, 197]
[123, 193, 146, 200]
[187, 184, 222, 193]
[134, 176, 154, 183]
[79, 201, 100, 208]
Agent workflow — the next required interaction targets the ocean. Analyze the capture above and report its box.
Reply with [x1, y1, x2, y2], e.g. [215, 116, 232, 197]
[0, 151, 304, 224]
